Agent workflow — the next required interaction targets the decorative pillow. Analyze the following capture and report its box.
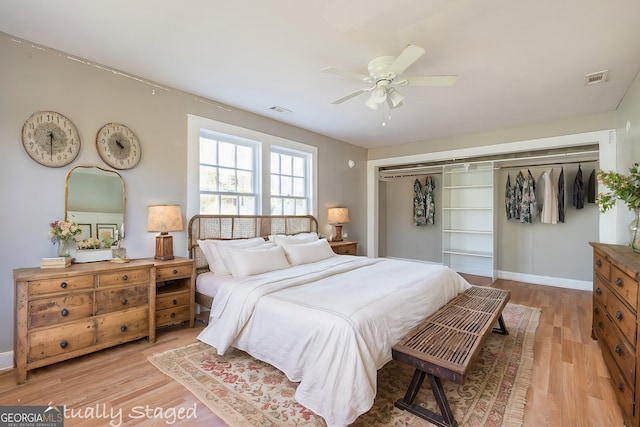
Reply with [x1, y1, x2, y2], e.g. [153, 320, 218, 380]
[228, 245, 290, 277]
[198, 238, 266, 275]
[271, 232, 319, 246]
[282, 238, 335, 266]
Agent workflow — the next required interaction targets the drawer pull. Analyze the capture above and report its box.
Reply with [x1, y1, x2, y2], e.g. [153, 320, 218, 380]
[594, 307, 599, 314]
[596, 287, 602, 296]
[120, 325, 127, 332]
[598, 321, 603, 329]
[60, 340, 68, 349]
[172, 269, 178, 275]
[618, 383, 624, 392]
[596, 259, 602, 267]
[615, 345, 622, 355]
[61, 308, 69, 317]
[60, 281, 68, 289]
[172, 299, 178, 305]
[121, 297, 128, 305]
[171, 312, 176, 318]
[616, 311, 623, 320]
[122, 274, 128, 281]
[615, 278, 623, 287]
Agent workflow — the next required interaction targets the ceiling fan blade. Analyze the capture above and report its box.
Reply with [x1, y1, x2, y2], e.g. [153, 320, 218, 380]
[322, 67, 372, 83]
[331, 87, 372, 104]
[396, 75, 458, 87]
[388, 44, 426, 77]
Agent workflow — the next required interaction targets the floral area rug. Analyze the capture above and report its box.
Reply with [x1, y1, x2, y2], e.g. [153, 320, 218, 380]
[148, 303, 539, 427]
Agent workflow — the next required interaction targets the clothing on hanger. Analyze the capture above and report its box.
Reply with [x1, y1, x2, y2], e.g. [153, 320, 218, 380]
[558, 167, 565, 223]
[413, 178, 426, 226]
[573, 164, 584, 209]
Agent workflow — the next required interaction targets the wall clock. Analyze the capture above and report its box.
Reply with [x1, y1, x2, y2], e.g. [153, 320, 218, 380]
[96, 122, 142, 170]
[21, 111, 81, 167]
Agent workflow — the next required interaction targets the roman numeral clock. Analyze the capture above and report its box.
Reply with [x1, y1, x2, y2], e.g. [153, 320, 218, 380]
[96, 122, 141, 169]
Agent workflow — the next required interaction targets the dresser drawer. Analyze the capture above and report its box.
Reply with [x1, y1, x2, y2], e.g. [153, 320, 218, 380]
[598, 311, 636, 383]
[156, 305, 191, 326]
[29, 292, 94, 328]
[156, 265, 192, 281]
[593, 275, 608, 308]
[593, 250, 611, 282]
[156, 290, 191, 311]
[28, 320, 97, 362]
[605, 292, 637, 347]
[28, 275, 93, 296]
[96, 307, 149, 344]
[610, 265, 639, 311]
[94, 285, 148, 315]
[593, 300, 607, 340]
[98, 268, 149, 287]
[601, 340, 636, 424]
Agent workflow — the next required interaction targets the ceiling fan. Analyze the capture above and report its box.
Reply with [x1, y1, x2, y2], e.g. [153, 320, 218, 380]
[322, 44, 457, 110]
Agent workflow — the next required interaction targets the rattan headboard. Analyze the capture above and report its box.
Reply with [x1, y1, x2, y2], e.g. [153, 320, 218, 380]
[188, 215, 319, 275]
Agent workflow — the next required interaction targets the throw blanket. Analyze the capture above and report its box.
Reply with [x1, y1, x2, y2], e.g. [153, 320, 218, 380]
[198, 256, 470, 427]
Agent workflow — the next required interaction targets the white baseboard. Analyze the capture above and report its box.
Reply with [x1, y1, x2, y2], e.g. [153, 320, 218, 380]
[496, 270, 592, 291]
[0, 350, 13, 372]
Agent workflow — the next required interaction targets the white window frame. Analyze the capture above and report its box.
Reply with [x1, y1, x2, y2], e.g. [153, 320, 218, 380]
[187, 114, 317, 220]
[270, 145, 312, 215]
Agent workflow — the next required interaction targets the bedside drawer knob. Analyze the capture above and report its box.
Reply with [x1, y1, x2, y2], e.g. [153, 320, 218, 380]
[615, 345, 622, 355]
[616, 278, 623, 287]
[120, 325, 127, 332]
[596, 259, 602, 267]
[60, 340, 68, 349]
[61, 308, 69, 317]
[596, 288, 602, 296]
[121, 297, 128, 305]
[172, 269, 178, 275]
[170, 312, 176, 318]
[122, 274, 128, 281]
[60, 281, 68, 289]
[616, 311, 623, 320]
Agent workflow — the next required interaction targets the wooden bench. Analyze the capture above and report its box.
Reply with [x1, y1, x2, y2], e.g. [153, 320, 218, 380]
[392, 286, 511, 427]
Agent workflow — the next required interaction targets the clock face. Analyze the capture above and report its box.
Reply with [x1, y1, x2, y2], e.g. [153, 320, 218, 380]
[96, 123, 141, 169]
[22, 111, 81, 167]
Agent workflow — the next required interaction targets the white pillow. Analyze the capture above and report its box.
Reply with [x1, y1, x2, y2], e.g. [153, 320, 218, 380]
[272, 232, 319, 246]
[282, 239, 335, 266]
[198, 238, 266, 275]
[229, 245, 290, 277]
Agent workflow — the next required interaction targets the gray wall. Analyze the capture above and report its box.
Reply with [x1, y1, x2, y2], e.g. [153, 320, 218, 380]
[0, 34, 367, 356]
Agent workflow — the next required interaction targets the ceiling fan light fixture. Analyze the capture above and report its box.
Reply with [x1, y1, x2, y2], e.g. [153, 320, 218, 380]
[365, 95, 380, 110]
[371, 86, 387, 102]
[387, 89, 404, 108]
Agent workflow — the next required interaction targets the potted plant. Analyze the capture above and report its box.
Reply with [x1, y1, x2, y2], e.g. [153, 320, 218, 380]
[596, 162, 640, 252]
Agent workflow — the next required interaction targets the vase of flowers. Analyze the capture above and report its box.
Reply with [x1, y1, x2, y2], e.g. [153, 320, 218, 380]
[596, 162, 640, 252]
[48, 220, 82, 257]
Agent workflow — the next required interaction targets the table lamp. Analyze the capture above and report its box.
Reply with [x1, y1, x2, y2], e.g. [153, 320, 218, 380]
[147, 205, 183, 260]
[327, 207, 349, 242]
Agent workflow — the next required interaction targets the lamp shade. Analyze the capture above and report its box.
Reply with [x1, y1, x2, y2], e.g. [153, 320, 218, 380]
[147, 205, 184, 233]
[328, 207, 350, 224]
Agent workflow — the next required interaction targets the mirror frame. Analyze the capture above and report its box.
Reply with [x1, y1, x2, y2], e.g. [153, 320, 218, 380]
[64, 165, 126, 240]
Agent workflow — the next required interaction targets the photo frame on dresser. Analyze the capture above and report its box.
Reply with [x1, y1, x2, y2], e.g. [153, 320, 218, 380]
[97, 223, 117, 241]
[78, 223, 92, 239]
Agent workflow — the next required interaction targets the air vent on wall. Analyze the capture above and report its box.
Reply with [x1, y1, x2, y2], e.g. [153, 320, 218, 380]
[585, 70, 609, 85]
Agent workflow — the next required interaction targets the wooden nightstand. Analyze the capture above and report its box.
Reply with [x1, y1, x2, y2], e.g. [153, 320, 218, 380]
[148, 257, 195, 330]
[329, 240, 358, 255]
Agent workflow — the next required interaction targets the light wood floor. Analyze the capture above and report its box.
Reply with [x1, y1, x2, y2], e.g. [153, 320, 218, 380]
[0, 279, 625, 426]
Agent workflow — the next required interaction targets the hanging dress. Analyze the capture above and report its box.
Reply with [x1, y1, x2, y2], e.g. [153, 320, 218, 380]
[558, 167, 565, 223]
[413, 178, 426, 225]
[573, 165, 584, 209]
[540, 169, 559, 224]
[514, 171, 525, 220]
[520, 169, 538, 223]
[505, 174, 516, 219]
[425, 175, 436, 225]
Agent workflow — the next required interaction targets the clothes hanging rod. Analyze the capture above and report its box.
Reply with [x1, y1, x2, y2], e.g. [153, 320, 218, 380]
[497, 159, 599, 171]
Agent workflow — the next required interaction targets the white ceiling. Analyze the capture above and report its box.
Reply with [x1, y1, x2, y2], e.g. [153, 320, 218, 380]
[1, 0, 639, 149]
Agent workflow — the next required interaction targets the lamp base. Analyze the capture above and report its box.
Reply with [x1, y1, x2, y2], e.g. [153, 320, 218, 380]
[333, 225, 344, 242]
[155, 233, 174, 260]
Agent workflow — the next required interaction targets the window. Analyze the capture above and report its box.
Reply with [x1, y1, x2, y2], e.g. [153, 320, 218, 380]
[188, 115, 317, 219]
[270, 147, 311, 215]
[199, 131, 258, 215]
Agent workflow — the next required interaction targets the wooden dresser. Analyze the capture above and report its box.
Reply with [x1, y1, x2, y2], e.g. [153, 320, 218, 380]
[14, 260, 156, 384]
[591, 243, 640, 426]
[147, 257, 195, 329]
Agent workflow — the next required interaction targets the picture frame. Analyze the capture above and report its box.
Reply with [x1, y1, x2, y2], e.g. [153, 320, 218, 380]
[96, 223, 117, 242]
[78, 223, 92, 240]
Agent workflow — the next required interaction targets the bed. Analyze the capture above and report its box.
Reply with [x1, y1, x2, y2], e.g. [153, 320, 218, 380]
[188, 215, 471, 427]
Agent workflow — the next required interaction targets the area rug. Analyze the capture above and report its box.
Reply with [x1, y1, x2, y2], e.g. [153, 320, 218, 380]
[149, 303, 540, 426]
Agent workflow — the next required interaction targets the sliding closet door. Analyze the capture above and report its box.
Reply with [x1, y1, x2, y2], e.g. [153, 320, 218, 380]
[442, 161, 495, 278]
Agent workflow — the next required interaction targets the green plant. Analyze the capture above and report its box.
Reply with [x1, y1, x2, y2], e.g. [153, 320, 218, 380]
[596, 162, 640, 212]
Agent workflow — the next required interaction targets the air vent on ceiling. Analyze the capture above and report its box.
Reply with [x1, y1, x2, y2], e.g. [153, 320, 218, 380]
[585, 70, 609, 86]
[269, 105, 292, 113]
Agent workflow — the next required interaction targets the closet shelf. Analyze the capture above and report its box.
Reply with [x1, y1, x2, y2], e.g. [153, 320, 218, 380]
[443, 229, 492, 235]
[442, 207, 493, 211]
[442, 184, 492, 190]
[442, 249, 493, 258]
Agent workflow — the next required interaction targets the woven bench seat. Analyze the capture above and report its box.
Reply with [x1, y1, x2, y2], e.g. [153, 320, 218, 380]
[392, 285, 510, 427]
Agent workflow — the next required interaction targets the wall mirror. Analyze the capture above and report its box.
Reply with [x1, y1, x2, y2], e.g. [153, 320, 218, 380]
[64, 165, 125, 244]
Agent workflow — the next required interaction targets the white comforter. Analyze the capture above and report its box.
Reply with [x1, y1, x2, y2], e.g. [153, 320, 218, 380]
[197, 256, 470, 427]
